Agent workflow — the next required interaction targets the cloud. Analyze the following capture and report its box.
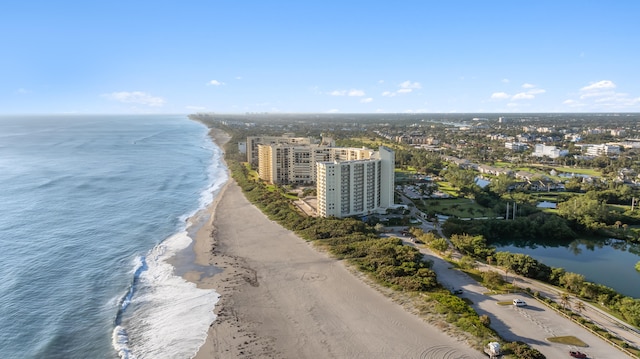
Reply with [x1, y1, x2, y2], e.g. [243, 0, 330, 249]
[16, 88, 29, 94]
[490, 84, 545, 101]
[578, 80, 617, 100]
[378, 80, 384, 84]
[102, 91, 165, 107]
[502, 78, 510, 83]
[330, 89, 365, 97]
[235, 76, 242, 80]
[208, 80, 225, 86]
[360, 97, 373, 103]
[491, 92, 510, 100]
[381, 80, 422, 97]
[527, 88, 546, 95]
[399, 80, 422, 90]
[512, 92, 535, 100]
[564, 80, 640, 110]
[581, 80, 616, 92]
[326, 109, 340, 113]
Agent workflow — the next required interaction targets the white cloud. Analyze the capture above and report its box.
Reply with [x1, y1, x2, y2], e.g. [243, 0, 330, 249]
[378, 80, 385, 84]
[512, 92, 535, 100]
[326, 109, 340, 113]
[102, 91, 165, 107]
[581, 80, 616, 92]
[235, 76, 242, 80]
[208, 80, 225, 86]
[527, 88, 546, 95]
[491, 92, 510, 100]
[16, 88, 29, 94]
[502, 78, 510, 83]
[381, 81, 421, 97]
[491, 84, 545, 102]
[564, 81, 640, 110]
[360, 97, 373, 103]
[330, 89, 365, 96]
[399, 80, 422, 90]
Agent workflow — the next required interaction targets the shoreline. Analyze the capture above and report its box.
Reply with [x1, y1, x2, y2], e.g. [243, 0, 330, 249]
[187, 127, 483, 358]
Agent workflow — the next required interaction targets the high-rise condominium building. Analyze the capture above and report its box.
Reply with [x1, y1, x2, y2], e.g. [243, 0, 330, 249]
[316, 146, 394, 218]
[257, 144, 377, 185]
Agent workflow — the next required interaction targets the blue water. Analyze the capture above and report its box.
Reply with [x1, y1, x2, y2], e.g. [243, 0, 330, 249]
[0, 115, 227, 358]
[497, 239, 640, 298]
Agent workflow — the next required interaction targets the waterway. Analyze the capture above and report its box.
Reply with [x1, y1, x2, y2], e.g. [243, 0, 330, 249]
[495, 238, 640, 298]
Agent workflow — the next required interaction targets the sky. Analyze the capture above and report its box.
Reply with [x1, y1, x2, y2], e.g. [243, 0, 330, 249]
[1, 1, 639, 114]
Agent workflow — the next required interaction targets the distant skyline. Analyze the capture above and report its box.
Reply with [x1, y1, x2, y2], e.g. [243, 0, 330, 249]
[2, 1, 639, 114]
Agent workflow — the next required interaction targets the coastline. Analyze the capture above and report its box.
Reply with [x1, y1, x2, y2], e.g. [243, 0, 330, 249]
[188, 127, 483, 358]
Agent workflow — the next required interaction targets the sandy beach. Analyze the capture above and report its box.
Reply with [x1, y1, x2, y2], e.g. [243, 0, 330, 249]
[188, 129, 483, 359]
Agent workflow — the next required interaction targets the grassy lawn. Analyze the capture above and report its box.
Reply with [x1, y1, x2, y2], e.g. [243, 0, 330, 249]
[435, 181, 459, 196]
[608, 203, 632, 214]
[420, 198, 497, 218]
[492, 161, 511, 168]
[514, 166, 545, 173]
[530, 193, 561, 202]
[546, 336, 588, 346]
[551, 166, 601, 177]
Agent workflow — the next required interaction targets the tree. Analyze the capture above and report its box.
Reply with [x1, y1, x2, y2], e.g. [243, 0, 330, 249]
[560, 272, 585, 294]
[459, 255, 476, 269]
[575, 300, 586, 313]
[482, 270, 504, 288]
[560, 293, 571, 310]
[429, 238, 449, 252]
[488, 174, 515, 196]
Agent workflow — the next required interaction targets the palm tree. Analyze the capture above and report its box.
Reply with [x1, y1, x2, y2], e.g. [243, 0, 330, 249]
[575, 300, 586, 313]
[560, 293, 571, 311]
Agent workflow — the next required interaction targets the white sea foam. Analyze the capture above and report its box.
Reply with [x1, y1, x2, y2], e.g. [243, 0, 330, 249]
[179, 136, 228, 224]
[115, 231, 220, 359]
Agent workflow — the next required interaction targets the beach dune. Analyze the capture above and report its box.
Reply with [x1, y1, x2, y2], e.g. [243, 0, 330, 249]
[190, 130, 482, 358]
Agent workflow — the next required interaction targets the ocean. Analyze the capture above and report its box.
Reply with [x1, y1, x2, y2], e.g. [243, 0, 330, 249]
[0, 115, 227, 359]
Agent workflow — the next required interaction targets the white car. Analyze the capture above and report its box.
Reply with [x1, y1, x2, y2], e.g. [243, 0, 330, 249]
[513, 298, 527, 307]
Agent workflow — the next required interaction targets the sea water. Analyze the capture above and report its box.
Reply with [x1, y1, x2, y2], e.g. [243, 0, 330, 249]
[0, 115, 227, 358]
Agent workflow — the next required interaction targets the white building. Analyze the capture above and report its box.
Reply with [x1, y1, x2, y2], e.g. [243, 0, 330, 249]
[504, 142, 528, 152]
[532, 144, 568, 159]
[258, 145, 378, 185]
[316, 147, 395, 218]
[247, 135, 335, 166]
[585, 144, 621, 157]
